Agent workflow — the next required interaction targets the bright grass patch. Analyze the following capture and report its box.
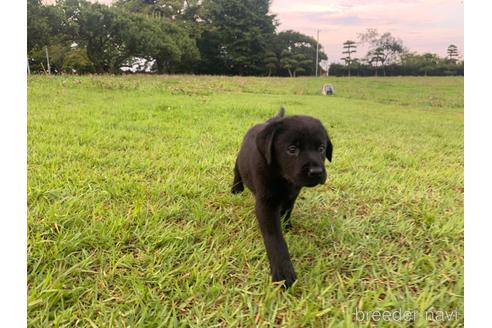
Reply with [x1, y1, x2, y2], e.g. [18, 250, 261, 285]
[28, 75, 463, 327]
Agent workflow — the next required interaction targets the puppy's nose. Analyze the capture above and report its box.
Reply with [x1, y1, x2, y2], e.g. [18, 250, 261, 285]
[308, 167, 323, 177]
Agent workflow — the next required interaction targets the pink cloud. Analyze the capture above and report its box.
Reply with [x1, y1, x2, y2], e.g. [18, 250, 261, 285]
[271, 0, 464, 63]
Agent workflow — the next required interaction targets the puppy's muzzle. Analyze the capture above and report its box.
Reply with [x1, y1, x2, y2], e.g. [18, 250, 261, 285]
[304, 166, 327, 186]
[308, 167, 324, 178]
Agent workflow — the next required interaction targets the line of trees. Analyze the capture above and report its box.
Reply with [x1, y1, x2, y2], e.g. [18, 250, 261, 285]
[27, 0, 327, 76]
[331, 29, 464, 77]
[28, 2, 463, 77]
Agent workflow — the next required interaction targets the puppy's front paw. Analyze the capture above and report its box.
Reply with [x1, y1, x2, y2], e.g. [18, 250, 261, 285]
[272, 263, 297, 288]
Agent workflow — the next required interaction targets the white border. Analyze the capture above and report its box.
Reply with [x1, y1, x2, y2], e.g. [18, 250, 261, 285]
[464, 1, 492, 327]
[0, 0, 481, 326]
[0, 1, 27, 327]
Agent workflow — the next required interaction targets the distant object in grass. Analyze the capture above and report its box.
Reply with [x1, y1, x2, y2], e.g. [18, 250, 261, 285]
[322, 84, 334, 95]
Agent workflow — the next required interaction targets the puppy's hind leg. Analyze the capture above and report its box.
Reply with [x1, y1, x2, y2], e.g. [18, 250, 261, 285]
[231, 162, 244, 194]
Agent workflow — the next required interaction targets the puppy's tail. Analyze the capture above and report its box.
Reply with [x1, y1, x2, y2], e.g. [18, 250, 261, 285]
[277, 106, 285, 118]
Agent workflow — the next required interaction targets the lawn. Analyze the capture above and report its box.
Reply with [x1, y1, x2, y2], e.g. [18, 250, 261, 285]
[27, 75, 464, 327]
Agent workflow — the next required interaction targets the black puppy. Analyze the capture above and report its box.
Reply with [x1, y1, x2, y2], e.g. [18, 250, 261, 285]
[231, 107, 333, 287]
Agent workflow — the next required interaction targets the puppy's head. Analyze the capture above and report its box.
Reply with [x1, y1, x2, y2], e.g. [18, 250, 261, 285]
[256, 114, 332, 187]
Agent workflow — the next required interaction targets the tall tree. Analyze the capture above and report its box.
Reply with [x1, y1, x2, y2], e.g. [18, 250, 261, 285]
[28, 0, 75, 73]
[196, 0, 276, 75]
[341, 40, 356, 77]
[447, 44, 459, 63]
[27, 0, 51, 52]
[368, 47, 384, 76]
[152, 16, 200, 73]
[77, 4, 133, 73]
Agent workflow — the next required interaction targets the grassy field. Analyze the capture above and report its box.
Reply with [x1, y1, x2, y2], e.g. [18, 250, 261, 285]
[28, 75, 464, 327]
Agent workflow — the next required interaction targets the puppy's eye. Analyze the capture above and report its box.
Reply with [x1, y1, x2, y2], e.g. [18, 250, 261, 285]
[318, 145, 325, 153]
[287, 145, 298, 156]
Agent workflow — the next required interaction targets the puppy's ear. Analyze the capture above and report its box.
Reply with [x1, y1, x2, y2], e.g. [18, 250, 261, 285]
[256, 121, 282, 165]
[325, 131, 333, 162]
[326, 137, 333, 162]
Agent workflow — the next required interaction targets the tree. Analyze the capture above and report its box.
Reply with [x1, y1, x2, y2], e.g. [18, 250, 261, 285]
[115, 0, 185, 18]
[196, 0, 276, 75]
[279, 49, 315, 77]
[420, 53, 441, 76]
[62, 47, 95, 73]
[272, 30, 327, 76]
[27, 0, 51, 52]
[77, 4, 133, 73]
[27, 0, 199, 74]
[280, 49, 295, 77]
[292, 53, 312, 77]
[264, 51, 278, 76]
[358, 29, 404, 76]
[341, 40, 356, 77]
[447, 44, 459, 63]
[28, 0, 75, 73]
[152, 16, 200, 73]
[369, 47, 384, 76]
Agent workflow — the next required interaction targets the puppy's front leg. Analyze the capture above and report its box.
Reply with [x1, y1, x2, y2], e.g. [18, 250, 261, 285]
[255, 197, 296, 288]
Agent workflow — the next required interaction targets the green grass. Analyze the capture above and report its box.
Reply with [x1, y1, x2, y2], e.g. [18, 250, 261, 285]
[28, 75, 463, 327]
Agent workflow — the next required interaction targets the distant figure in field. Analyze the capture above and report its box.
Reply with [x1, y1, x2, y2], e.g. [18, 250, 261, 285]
[322, 84, 334, 96]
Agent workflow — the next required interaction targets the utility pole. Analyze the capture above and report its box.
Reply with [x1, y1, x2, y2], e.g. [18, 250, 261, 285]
[315, 29, 319, 77]
[27, 57, 31, 76]
[45, 46, 51, 75]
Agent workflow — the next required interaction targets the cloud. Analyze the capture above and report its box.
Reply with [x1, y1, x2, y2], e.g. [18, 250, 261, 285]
[270, 0, 463, 63]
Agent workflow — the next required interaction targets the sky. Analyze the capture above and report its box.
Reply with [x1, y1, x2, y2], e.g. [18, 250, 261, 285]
[45, 0, 464, 64]
[270, 0, 464, 63]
